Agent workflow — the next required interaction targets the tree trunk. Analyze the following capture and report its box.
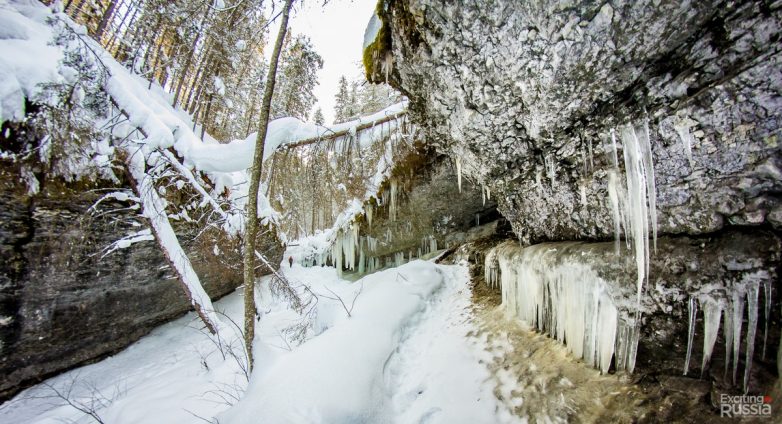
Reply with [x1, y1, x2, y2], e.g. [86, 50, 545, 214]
[173, 5, 212, 107]
[124, 148, 221, 335]
[94, 0, 119, 41]
[242, 0, 294, 372]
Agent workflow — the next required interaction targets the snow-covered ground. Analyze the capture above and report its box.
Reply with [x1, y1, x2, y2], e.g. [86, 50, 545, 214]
[0, 258, 516, 424]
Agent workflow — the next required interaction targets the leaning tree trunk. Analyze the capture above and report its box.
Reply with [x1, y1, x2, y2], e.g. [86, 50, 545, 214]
[242, 0, 294, 371]
[124, 147, 221, 334]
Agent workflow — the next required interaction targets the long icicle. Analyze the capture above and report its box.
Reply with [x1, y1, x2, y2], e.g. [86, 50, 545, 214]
[732, 289, 745, 385]
[684, 296, 698, 375]
[701, 297, 722, 377]
[743, 282, 760, 393]
[762, 281, 771, 359]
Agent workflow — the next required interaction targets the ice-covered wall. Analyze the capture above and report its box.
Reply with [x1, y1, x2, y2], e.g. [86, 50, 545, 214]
[483, 231, 780, 392]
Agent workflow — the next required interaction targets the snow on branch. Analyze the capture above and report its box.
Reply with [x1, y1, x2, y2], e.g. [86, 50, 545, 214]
[100, 229, 154, 258]
[124, 147, 222, 335]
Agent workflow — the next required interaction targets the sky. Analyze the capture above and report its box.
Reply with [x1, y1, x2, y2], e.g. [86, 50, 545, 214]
[287, 0, 378, 124]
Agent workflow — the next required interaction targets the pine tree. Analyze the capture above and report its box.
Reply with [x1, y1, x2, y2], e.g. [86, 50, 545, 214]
[313, 108, 325, 125]
[333, 75, 350, 123]
[271, 34, 323, 120]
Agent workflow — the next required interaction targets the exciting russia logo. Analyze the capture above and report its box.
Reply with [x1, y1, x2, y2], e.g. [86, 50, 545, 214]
[719, 394, 773, 418]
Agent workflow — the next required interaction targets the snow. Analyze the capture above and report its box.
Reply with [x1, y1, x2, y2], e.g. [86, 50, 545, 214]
[220, 260, 444, 423]
[214, 76, 225, 96]
[2, 256, 511, 424]
[0, 4, 63, 125]
[187, 101, 408, 174]
[363, 11, 382, 50]
[101, 229, 154, 257]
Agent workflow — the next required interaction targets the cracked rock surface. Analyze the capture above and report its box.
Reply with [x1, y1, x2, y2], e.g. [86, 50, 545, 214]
[371, 0, 782, 244]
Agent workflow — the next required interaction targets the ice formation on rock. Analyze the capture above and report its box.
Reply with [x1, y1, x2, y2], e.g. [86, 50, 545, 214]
[673, 118, 697, 167]
[679, 278, 768, 392]
[700, 296, 722, 376]
[486, 242, 638, 374]
[455, 157, 463, 193]
[684, 296, 698, 376]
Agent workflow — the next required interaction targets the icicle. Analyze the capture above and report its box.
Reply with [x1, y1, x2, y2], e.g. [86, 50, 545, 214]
[366, 204, 373, 229]
[639, 120, 657, 252]
[597, 296, 618, 374]
[579, 183, 587, 208]
[731, 289, 745, 385]
[626, 314, 640, 373]
[581, 142, 588, 175]
[389, 180, 398, 222]
[723, 302, 734, 380]
[744, 282, 759, 393]
[607, 170, 624, 254]
[700, 297, 723, 376]
[486, 185, 491, 200]
[762, 281, 771, 359]
[544, 154, 556, 185]
[482, 184, 486, 206]
[609, 129, 619, 167]
[673, 119, 696, 167]
[587, 137, 594, 171]
[358, 241, 365, 274]
[620, 125, 651, 304]
[455, 157, 462, 193]
[684, 296, 698, 376]
[484, 248, 499, 289]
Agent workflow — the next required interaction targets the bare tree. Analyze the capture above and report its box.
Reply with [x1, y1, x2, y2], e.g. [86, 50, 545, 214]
[242, 0, 295, 371]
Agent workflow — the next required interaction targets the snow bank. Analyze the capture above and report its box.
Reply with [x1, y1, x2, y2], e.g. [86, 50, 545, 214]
[219, 260, 445, 423]
[0, 4, 63, 124]
[188, 102, 407, 173]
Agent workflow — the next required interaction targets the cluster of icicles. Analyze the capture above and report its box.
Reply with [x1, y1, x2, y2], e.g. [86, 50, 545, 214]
[684, 279, 773, 393]
[483, 121, 658, 374]
[485, 242, 641, 374]
[484, 119, 771, 391]
[305, 179, 440, 275]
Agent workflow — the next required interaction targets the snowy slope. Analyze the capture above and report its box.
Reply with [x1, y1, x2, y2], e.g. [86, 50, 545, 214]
[0, 258, 513, 424]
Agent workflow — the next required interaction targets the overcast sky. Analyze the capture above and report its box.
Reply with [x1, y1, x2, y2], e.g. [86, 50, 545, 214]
[286, 0, 377, 124]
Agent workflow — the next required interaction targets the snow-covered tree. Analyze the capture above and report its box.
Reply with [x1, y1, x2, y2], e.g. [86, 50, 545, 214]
[313, 108, 325, 125]
[333, 71, 401, 123]
[333, 75, 351, 124]
[271, 34, 324, 120]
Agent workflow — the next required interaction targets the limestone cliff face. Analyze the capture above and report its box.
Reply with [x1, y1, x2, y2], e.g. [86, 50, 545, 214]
[0, 161, 284, 399]
[368, 0, 782, 394]
[369, 0, 782, 244]
[355, 147, 503, 265]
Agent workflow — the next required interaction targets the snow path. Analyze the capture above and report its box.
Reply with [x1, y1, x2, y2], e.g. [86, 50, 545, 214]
[386, 263, 515, 424]
[1, 261, 516, 423]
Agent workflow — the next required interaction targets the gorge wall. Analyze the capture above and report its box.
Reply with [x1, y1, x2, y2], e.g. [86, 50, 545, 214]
[366, 0, 782, 399]
[0, 153, 283, 400]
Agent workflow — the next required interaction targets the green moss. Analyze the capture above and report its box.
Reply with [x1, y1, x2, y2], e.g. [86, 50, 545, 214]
[363, 2, 394, 83]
